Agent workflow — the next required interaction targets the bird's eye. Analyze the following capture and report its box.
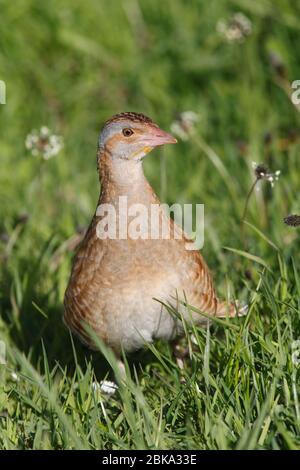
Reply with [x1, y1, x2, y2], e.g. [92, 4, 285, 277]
[122, 128, 134, 137]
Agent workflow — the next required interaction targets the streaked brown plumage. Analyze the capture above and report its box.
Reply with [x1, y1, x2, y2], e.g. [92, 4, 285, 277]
[64, 112, 245, 355]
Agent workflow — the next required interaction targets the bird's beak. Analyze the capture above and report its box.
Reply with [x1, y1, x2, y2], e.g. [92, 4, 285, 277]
[143, 127, 177, 148]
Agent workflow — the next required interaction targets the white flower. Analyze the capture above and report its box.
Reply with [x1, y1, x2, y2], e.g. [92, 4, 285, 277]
[170, 111, 199, 141]
[252, 162, 281, 188]
[93, 380, 118, 395]
[217, 12, 252, 43]
[25, 126, 63, 160]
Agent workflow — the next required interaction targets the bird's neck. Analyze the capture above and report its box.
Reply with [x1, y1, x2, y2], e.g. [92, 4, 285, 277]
[97, 148, 158, 205]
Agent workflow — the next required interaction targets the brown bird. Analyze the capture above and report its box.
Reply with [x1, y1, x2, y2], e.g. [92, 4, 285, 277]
[64, 112, 245, 358]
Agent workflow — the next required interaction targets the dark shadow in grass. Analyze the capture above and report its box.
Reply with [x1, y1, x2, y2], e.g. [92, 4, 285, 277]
[0, 256, 112, 379]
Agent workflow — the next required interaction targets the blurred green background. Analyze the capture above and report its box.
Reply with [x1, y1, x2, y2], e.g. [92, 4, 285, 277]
[1, 0, 300, 450]
[1, 0, 300, 303]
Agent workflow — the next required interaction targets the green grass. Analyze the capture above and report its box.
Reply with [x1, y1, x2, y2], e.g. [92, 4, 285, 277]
[1, 0, 300, 450]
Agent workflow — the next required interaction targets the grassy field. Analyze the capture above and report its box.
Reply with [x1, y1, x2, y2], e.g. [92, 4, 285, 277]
[1, 0, 300, 450]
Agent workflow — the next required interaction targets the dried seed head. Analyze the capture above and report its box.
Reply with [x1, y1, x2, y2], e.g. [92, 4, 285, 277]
[252, 162, 281, 188]
[253, 163, 268, 179]
[284, 214, 300, 227]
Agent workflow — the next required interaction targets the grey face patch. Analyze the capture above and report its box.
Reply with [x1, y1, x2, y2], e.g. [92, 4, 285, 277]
[99, 121, 127, 148]
[99, 120, 151, 161]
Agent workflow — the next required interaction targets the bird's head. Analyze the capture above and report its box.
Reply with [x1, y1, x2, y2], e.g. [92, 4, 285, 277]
[99, 112, 177, 161]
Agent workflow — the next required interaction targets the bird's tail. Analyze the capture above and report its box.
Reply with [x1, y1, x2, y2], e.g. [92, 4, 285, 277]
[215, 299, 248, 319]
